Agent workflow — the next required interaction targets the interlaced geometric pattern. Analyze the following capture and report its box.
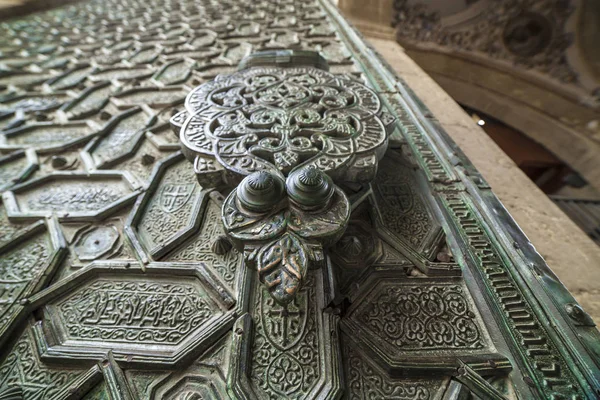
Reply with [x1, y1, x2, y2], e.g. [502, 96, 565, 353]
[0, 0, 592, 399]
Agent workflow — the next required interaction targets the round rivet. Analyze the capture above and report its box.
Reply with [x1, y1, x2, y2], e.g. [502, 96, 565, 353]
[141, 153, 155, 165]
[51, 155, 68, 169]
[211, 235, 232, 255]
[237, 170, 285, 212]
[565, 303, 588, 323]
[338, 235, 362, 257]
[286, 166, 334, 211]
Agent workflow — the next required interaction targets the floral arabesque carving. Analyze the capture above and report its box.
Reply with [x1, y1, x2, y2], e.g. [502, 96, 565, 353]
[175, 55, 391, 305]
[353, 284, 484, 350]
[179, 66, 391, 187]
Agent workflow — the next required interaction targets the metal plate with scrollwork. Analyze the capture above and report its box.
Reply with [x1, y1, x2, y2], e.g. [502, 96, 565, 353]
[0, 0, 599, 399]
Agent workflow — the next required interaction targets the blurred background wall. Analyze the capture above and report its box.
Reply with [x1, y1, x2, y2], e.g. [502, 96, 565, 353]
[338, 0, 600, 246]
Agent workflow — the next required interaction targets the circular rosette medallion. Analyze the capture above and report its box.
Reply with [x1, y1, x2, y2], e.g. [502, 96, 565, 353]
[180, 65, 391, 186]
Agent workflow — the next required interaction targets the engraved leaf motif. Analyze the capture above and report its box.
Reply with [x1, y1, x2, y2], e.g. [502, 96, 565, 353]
[267, 354, 304, 396]
[253, 233, 308, 305]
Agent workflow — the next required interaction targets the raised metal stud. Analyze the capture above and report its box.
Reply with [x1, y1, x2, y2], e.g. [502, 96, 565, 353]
[236, 170, 285, 213]
[286, 166, 334, 211]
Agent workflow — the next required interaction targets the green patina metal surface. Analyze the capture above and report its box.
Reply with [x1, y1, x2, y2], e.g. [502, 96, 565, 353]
[0, 0, 599, 399]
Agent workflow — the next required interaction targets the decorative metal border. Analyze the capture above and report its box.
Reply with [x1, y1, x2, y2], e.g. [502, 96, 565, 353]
[319, 0, 600, 397]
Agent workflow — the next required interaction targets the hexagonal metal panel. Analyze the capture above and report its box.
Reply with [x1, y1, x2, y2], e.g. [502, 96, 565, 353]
[341, 332, 450, 399]
[111, 86, 186, 110]
[0, 218, 65, 349]
[59, 81, 114, 120]
[126, 152, 206, 262]
[0, 121, 100, 154]
[82, 107, 155, 170]
[2, 171, 141, 221]
[33, 262, 236, 366]
[371, 150, 444, 260]
[165, 195, 243, 294]
[0, 92, 72, 114]
[0, 149, 38, 191]
[0, 324, 90, 399]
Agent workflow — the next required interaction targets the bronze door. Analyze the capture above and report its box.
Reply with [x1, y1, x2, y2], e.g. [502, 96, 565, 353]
[0, 0, 599, 399]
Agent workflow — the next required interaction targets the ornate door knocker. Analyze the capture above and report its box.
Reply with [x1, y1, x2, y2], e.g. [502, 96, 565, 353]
[174, 50, 394, 304]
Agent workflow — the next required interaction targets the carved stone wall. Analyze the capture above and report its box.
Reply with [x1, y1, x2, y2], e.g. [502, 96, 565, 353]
[339, 0, 600, 192]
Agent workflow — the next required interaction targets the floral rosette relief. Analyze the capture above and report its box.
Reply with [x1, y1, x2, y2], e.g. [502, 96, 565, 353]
[175, 51, 394, 303]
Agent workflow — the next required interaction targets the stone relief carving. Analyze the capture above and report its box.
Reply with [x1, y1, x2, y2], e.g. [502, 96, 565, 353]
[392, 0, 586, 91]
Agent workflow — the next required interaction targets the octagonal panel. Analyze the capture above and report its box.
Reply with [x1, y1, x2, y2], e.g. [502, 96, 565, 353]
[36, 262, 235, 365]
[2, 171, 140, 221]
[52, 278, 216, 346]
